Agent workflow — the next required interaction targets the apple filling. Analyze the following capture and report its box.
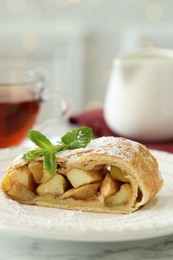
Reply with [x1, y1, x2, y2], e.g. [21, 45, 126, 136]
[5, 161, 135, 206]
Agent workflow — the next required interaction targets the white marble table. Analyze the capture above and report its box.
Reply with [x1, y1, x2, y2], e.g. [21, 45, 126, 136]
[0, 233, 173, 260]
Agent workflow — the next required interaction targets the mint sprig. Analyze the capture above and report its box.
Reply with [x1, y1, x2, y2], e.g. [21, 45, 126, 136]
[23, 126, 93, 175]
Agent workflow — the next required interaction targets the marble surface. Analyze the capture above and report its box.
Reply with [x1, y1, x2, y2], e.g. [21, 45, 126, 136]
[0, 233, 173, 260]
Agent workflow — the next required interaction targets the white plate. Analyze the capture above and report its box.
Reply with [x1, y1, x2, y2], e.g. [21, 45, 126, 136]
[0, 150, 173, 242]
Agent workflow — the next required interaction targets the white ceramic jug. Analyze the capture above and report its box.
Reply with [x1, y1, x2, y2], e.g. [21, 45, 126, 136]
[104, 48, 173, 141]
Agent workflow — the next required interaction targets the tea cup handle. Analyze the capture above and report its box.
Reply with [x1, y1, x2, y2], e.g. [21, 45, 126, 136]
[34, 88, 72, 138]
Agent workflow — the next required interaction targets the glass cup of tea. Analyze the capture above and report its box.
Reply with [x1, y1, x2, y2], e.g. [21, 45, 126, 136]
[0, 69, 68, 149]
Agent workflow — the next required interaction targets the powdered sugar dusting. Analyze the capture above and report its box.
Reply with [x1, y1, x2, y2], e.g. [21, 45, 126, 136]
[9, 137, 143, 166]
[72, 129, 89, 147]
[57, 136, 141, 162]
[12, 155, 24, 165]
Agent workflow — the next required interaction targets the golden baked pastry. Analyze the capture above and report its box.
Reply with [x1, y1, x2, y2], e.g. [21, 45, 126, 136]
[1, 134, 163, 214]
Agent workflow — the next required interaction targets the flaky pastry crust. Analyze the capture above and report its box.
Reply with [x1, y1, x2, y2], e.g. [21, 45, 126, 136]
[1, 137, 163, 214]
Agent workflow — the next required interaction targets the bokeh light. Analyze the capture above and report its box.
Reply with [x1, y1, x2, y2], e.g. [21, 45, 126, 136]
[22, 4, 42, 22]
[21, 33, 40, 51]
[7, 0, 26, 13]
[146, 3, 164, 22]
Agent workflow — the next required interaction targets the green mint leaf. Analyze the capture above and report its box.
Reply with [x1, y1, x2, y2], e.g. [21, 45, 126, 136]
[23, 149, 45, 160]
[27, 129, 53, 149]
[43, 151, 56, 175]
[61, 126, 93, 149]
[24, 127, 93, 175]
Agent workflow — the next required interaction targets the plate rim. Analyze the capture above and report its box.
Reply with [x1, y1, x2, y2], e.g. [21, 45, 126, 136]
[0, 149, 173, 242]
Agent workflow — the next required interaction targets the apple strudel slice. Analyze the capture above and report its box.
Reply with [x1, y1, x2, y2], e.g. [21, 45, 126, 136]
[1, 137, 163, 214]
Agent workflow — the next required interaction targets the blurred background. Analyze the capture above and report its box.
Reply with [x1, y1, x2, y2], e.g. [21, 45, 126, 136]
[0, 0, 172, 114]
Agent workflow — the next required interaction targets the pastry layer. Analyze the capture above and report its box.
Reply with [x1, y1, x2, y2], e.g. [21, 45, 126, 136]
[1, 137, 163, 213]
